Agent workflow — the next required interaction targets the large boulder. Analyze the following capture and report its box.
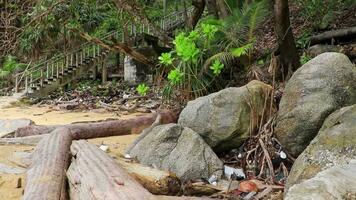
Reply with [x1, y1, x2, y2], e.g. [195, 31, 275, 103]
[0, 119, 34, 138]
[128, 124, 223, 181]
[178, 80, 273, 152]
[275, 52, 356, 156]
[285, 105, 356, 199]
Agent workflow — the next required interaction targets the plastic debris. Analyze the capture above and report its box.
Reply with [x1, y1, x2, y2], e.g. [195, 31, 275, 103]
[208, 175, 218, 186]
[99, 145, 109, 152]
[224, 165, 246, 180]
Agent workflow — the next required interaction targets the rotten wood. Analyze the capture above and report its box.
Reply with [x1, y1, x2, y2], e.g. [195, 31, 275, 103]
[310, 26, 356, 45]
[23, 128, 73, 200]
[15, 110, 180, 139]
[67, 140, 154, 200]
[117, 158, 181, 195]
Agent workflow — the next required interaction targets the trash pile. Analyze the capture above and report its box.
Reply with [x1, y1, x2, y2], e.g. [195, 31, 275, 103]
[215, 117, 293, 199]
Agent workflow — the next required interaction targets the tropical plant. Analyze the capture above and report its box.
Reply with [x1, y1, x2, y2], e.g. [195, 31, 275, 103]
[136, 83, 150, 96]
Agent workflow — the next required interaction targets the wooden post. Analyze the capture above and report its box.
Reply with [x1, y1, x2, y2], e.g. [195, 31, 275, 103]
[15, 74, 19, 93]
[101, 61, 107, 84]
[46, 63, 49, 79]
[40, 69, 44, 87]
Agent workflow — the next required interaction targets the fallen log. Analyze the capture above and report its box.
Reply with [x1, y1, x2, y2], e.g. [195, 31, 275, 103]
[116, 158, 181, 195]
[23, 128, 73, 200]
[16, 110, 179, 139]
[0, 134, 47, 145]
[67, 140, 154, 199]
[310, 26, 356, 45]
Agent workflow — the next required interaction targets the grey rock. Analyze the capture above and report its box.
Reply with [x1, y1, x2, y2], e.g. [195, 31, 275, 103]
[129, 124, 223, 181]
[275, 52, 356, 156]
[285, 105, 356, 199]
[178, 80, 273, 152]
[0, 119, 34, 138]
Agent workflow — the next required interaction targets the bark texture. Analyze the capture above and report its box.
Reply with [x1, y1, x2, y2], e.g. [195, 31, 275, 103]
[23, 128, 73, 200]
[15, 110, 179, 139]
[189, 0, 206, 29]
[273, 0, 300, 80]
[310, 26, 356, 45]
[67, 140, 154, 200]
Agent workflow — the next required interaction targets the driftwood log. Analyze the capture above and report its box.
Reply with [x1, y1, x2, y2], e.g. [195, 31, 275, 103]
[16, 110, 179, 139]
[23, 128, 73, 200]
[67, 140, 155, 199]
[117, 158, 181, 195]
[310, 26, 356, 45]
[0, 134, 46, 145]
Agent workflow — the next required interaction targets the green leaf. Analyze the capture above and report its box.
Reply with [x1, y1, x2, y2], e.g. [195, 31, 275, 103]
[158, 52, 173, 66]
[231, 43, 253, 57]
[210, 60, 224, 75]
[136, 83, 149, 96]
[167, 69, 183, 85]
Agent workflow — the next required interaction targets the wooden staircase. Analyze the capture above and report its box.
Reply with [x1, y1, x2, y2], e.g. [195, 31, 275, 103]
[13, 8, 193, 97]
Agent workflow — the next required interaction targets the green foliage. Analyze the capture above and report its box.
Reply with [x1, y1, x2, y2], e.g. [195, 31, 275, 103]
[136, 83, 149, 96]
[210, 60, 224, 75]
[158, 52, 174, 65]
[173, 33, 200, 62]
[231, 43, 253, 57]
[300, 53, 311, 65]
[296, 31, 311, 49]
[167, 69, 183, 85]
[296, 0, 355, 28]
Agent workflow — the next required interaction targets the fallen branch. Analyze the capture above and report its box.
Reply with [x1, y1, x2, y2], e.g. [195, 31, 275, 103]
[67, 140, 154, 199]
[23, 128, 73, 200]
[117, 158, 181, 195]
[310, 26, 356, 45]
[15, 110, 180, 139]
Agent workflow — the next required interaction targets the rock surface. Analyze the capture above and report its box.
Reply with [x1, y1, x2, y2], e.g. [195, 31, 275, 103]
[0, 119, 34, 138]
[285, 105, 356, 199]
[275, 52, 356, 156]
[178, 80, 273, 152]
[128, 124, 223, 181]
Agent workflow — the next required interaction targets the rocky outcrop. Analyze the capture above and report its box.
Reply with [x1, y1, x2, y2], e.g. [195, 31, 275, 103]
[275, 53, 356, 156]
[178, 80, 273, 152]
[0, 119, 34, 138]
[128, 124, 223, 181]
[285, 105, 356, 199]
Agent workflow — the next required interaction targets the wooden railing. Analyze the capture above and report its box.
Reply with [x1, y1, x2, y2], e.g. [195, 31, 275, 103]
[13, 8, 193, 94]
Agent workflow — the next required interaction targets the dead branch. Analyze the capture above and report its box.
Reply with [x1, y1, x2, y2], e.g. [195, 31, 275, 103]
[310, 26, 356, 45]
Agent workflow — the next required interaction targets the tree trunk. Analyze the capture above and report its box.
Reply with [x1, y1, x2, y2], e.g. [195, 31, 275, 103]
[273, 0, 300, 80]
[23, 128, 73, 200]
[205, 0, 219, 18]
[116, 159, 181, 195]
[67, 140, 154, 200]
[189, 0, 206, 29]
[215, 0, 230, 19]
[15, 110, 180, 139]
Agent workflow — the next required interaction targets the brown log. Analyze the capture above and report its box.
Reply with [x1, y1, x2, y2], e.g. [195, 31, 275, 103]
[15, 110, 179, 139]
[23, 128, 73, 200]
[67, 140, 154, 200]
[310, 26, 356, 45]
[117, 158, 181, 195]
